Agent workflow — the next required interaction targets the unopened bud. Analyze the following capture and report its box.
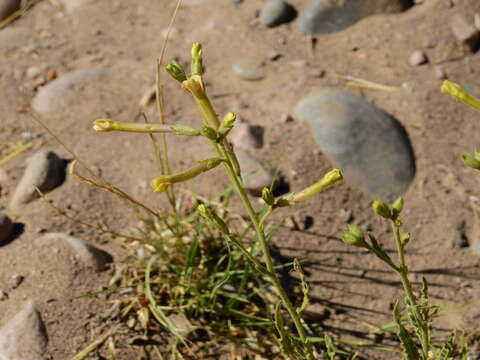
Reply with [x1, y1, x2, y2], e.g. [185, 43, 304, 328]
[165, 61, 187, 83]
[171, 124, 200, 136]
[400, 232, 411, 247]
[372, 200, 391, 219]
[441, 80, 480, 111]
[463, 154, 480, 170]
[150, 181, 172, 193]
[219, 112, 236, 136]
[291, 169, 343, 203]
[191, 42, 203, 76]
[342, 225, 366, 248]
[262, 187, 274, 206]
[197, 204, 229, 234]
[201, 125, 218, 141]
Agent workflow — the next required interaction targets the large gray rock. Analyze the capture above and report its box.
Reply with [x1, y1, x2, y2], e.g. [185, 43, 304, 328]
[0, 0, 21, 21]
[294, 88, 415, 201]
[298, 0, 412, 35]
[260, 0, 296, 27]
[8, 149, 65, 211]
[31, 68, 103, 114]
[0, 301, 48, 360]
[34, 233, 112, 271]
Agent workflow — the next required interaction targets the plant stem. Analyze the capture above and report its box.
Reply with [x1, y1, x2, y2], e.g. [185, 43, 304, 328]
[391, 221, 430, 359]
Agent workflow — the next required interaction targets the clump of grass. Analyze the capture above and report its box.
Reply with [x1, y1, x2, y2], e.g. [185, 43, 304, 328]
[84, 42, 344, 359]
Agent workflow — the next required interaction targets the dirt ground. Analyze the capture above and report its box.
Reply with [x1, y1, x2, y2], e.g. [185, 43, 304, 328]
[1, 0, 480, 358]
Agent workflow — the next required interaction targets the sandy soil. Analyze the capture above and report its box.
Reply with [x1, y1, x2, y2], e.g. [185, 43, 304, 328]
[1, 0, 480, 358]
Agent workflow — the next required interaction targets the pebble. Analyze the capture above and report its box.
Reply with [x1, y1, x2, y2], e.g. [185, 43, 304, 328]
[409, 50, 428, 66]
[8, 149, 65, 211]
[230, 122, 264, 150]
[0, 301, 48, 360]
[452, 223, 469, 248]
[434, 65, 447, 79]
[298, 0, 411, 35]
[339, 209, 353, 223]
[450, 13, 480, 52]
[34, 232, 112, 271]
[0, 26, 28, 49]
[236, 150, 274, 196]
[0, 212, 13, 244]
[58, 0, 95, 11]
[294, 88, 415, 201]
[233, 61, 265, 81]
[31, 68, 104, 114]
[10, 274, 24, 289]
[0, 0, 21, 21]
[259, 0, 296, 28]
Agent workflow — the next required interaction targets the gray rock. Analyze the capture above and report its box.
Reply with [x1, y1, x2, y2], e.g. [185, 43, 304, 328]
[0, 212, 13, 244]
[31, 68, 103, 114]
[0, 27, 28, 49]
[298, 0, 411, 35]
[230, 122, 264, 150]
[8, 149, 65, 211]
[34, 232, 112, 271]
[236, 150, 274, 196]
[233, 61, 265, 81]
[0, 0, 21, 21]
[260, 0, 296, 27]
[294, 88, 415, 201]
[0, 301, 48, 360]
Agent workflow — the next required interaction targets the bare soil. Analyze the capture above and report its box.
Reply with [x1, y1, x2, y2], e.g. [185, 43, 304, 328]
[1, 0, 480, 358]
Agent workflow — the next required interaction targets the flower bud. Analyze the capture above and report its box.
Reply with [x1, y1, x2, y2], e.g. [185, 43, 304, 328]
[165, 61, 187, 83]
[441, 80, 480, 111]
[291, 169, 343, 203]
[372, 200, 391, 219]
[150, 181, 172, 193]
[191, 42, 203, 76]
[392, 197, 404, 214]
[400, 232, 411, 247]
[200, 125, 218, 141]
[219, 112, 236, 136]
[197, 204, 229, 234]
[171, 124, 200, 136]
[261, 187, 274, 206]
[463, 154, 480, 170]
[342, 225, 366, 248]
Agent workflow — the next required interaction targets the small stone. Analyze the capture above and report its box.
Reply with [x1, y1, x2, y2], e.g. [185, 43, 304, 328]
[0, 301, 48, 360]
[8, 149, 65, 211]
[26, 66, 42, 79]
[310, 68, 326, 78]
[285, 216, 300, 231]
[339, 209, 354, 223]
[409, 50, 428, 66]
[236, 150, 274, 196]
[0, 212, 13, 244]
[434, 65, 447, 79]
[303, 303, 330, 321]
[233, 61, 265, 81]
[32, 68, 104, 114]
[294, 88, 415, 201]
[0, 0, 21, 21]
[0, 290, 8, 301]
[259, 0, 296, 28]
[34, 232, 112, 271]
[280, 113, 294, 123]
[452, 223, 469, 248]
[10, 274, 24, 289]
[232, 0, 243, 4]
[266, 49, 282, 61]
[58, 0, 95, 13]
[361, 223, 373, 232]
[450, 13, 480, 52]
[230, 122, 264, 150]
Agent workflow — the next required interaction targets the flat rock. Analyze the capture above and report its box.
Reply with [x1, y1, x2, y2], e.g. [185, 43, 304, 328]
[233, 61, 265, 81]
[0, 212, 13, 244]
[8, 149, 65, 211]
[230, 122, 264, 150]
[0, 0, 21, 21]
[260, 0, 296, 27]
[0, 301, 48, 360]
[34, 232, 112, 271]
[31, 68, 103, 114]
[294, 88, 415, 201]
[0, 27, 28, 49]
[236, 150, 274, 196]
[298, 0, 412, 35]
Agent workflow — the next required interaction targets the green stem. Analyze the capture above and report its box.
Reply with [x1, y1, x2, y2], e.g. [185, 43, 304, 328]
[391, 221, 430, 359]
